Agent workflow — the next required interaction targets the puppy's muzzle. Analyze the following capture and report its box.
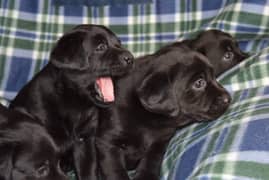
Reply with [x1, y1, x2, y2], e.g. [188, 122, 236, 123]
[210, 93, 231, 115]
[216, 94, 231, 106]
[109, 50, 134, 77]
[119, 51, 134, 67]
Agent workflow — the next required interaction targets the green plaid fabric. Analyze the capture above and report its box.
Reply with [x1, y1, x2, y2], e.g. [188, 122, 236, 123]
[1, 0, 269, 179]
[162, 50, 269, 179]
[0, 0, 269, 101]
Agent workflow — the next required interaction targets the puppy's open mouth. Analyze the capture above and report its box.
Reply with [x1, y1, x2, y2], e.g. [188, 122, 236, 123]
[94, 77, 114, 103]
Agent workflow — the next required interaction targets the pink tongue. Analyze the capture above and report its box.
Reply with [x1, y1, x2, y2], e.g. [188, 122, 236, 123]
[96, 77, 115, 102]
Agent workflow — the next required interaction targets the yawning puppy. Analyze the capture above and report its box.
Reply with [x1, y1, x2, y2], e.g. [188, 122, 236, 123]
[9, 24, 134, 180]
[96, 43, 231, 180]
[0, 104, 67, 180]
[182, 29, 249, 76]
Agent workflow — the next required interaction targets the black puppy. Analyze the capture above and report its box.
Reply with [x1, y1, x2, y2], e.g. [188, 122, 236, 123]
[182, 29, 249, 76]
[96, 43, 231, 180]
[0, 104, 68, 180]
[9, 24, 134, 180]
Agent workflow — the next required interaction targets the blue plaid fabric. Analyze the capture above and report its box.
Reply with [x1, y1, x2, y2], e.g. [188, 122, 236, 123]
[1, 0, 269, 179]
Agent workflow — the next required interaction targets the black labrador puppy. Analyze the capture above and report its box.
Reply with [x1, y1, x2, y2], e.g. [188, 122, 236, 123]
[96, 43, 231, 180]
[9, 24, 134, 180]
[182, 29, 249, 76]
[0, 104, 68, 180]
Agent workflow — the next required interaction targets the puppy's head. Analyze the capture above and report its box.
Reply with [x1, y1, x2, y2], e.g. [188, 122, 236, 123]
[0, 105, 67, 180]
[188, 29, 249, 76]
[50, 24, 134, 107]
[137, 45, 231, 125]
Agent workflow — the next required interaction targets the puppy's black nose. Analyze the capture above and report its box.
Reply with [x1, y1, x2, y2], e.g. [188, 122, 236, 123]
[216, 94, 231, 106]
[120, 52, 134, 66]
[124, 56, 133, 65]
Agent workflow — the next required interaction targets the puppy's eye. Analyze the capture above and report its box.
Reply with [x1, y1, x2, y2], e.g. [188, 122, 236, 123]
[36, 161, 50, 177]
[96, 43, 108, 52]
[223, 51, 234, 62]
[192, 78, 207, 91]
[227, 46, 232, 51]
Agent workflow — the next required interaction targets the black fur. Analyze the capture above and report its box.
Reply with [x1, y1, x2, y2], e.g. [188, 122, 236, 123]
[96, 43, 231, 180]
[182, 29, 249, 76]
[0, 104, 68, 180]
[9, 24, 134, 180]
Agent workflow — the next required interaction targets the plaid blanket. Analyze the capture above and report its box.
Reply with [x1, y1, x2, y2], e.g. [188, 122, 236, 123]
[1, 0, 269, 179]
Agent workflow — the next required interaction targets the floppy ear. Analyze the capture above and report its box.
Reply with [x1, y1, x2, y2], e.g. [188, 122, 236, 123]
[50, 31, 90, 70]
[136, 71, 180, 118]
[0, 134, 15, 179]
[195, 46, 206, 55]
[188, 31, 207, 55]
[188, 39, 206, 55]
